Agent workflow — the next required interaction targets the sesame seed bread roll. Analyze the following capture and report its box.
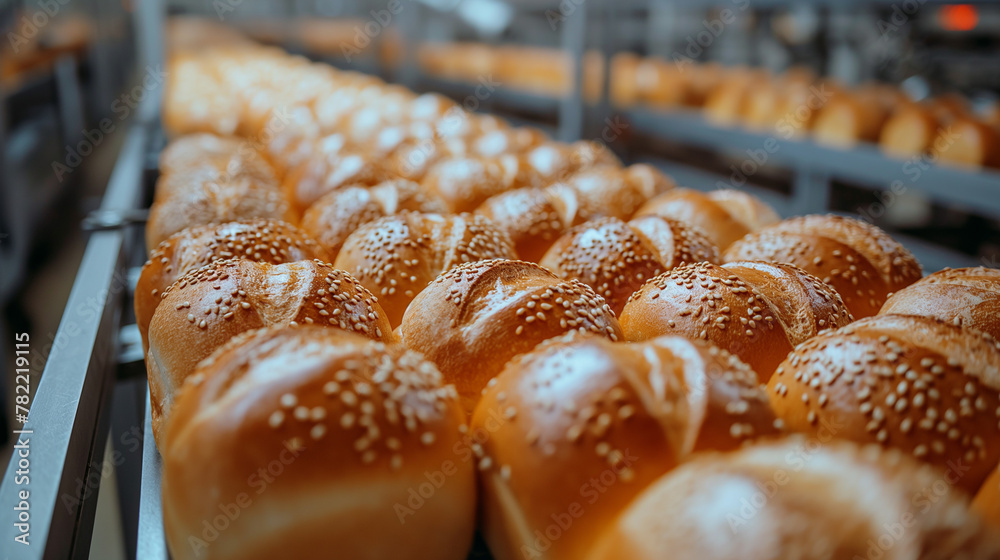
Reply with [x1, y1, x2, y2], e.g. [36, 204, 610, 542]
[146, 259, 393, 447]
[473, 332, 779, 560]
[723, 214, 923, 318]
[162, 327, 475, 560]
[281, 140, 393, 215]
[147, 139, 294, 251]
[539, 216, 720, 315]
[767, 315, 1000, 494]
[586, 438, 1000, 560]
[620, 261, 854, 381]
[634, 188, 779, 250]
[475, 185, 580, 263]
[334, 212, 517, 328]
[399, 259, 622, 414]
[136, 220, 330, 349]
[974, 465, 1000, 529]
[469, 126, 547, 158]
[476, 164, 675, 262]
[812, 90, 891, 148]
[422, 155, 526, 213]
[879, 267, 1000, 340]
[300, 180, 448, 258]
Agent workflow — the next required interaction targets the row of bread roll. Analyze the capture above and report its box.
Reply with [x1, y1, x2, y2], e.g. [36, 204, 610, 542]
[880, 97, 1000, 169]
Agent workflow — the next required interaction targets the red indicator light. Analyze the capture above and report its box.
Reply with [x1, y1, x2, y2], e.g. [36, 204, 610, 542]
[940, 5, 979, 31]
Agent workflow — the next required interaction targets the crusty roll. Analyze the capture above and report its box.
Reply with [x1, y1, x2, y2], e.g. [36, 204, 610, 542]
[539, 215, 719, 314]
[281, 137, 393, 214]
[135, 219, 329, 348]
[634, 188, 779, 250]
[300, 180, 448, 258]
[475, 164, 672, 262]
[934, 116, 1000, 169]
[147, 133, 294, 251]
[162, 326, 475, 560]
[723, 214, 923, 318]
[880, 267, 1000, 339]
[333, 211, 516, 327]
[620, 261, 854, 381]
[474, 332, 779, 560]
[880, 104, 941, 158]
[146, 259, 393, 446]
[158, 133, 275, 178]
[421, 155, 525, 213]
[812, 89, 891, 148]
[975, 465, 1000, 529]
[399, 259, 622, 414]
[767, 314, 1000, 494]
[586, 438, 1000, 560]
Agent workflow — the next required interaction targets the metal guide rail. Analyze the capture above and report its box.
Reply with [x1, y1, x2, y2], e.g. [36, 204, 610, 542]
[0, 122, 150, 560]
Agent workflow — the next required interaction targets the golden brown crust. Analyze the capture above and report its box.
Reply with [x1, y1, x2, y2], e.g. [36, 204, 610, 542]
[556, 164, 674, 222]
[539, 216, 719, 315]
[635, 188, 778, 250]
[474, 332, 779, 560]
[147, 143, 294, 251]
[724, 214, 922, 317]
[587, 438, 1000, 560]
[135, 219, 329, 349]
[162, 326, 475, 560]
[974, 465, 1000, 529]
[333, 212, 516, 327]
[399, 259, 622, 414]
[281, 140, 392, 215]
[767, 314, 1000, 494]
[422, 155, 523, 212]
[620, 261, 853, 381]
[880, 267, 1000, 340]
[300, 179, 448, 258]
[146, 259, 393, 447]
[475, 186, 575, 262]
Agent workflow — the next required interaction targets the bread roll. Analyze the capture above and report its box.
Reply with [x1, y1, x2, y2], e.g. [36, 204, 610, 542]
[421, 155, 524, 213]
[704, 73, 756, 126]
[476, 164, 671, 262]
[934, 116, 1000, 169]
[634, 188, 779, 250]
[399, 259, 622, 414]
[136, 219, 329, 348]
[470, 127, 547, 158]
[812, 89, 890, 148]
[146, 167, 295, 252]
[162, 326, 474, 560]
[333, 212, 516, 327]
[474, 332, 779, 560]
[158, 133, 275, 178]
[281, 137, 392, 214]
[880, 267, 1000, 339]
[620, 261, 853, 380]
[146, 259, 393, 445]
[633, 58, 687, 108]
[880, 105, 941, 158]
[539, 215, 720, 314]
[767, 314, 1000, 494]
[609, 52, 640, 108]
[723, 214, 923, 318]
[974, 465, 1000, 529]
[587, 438, 1000, 560]
[300, 180, 448, 258]
[555, 164, 675, 222]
